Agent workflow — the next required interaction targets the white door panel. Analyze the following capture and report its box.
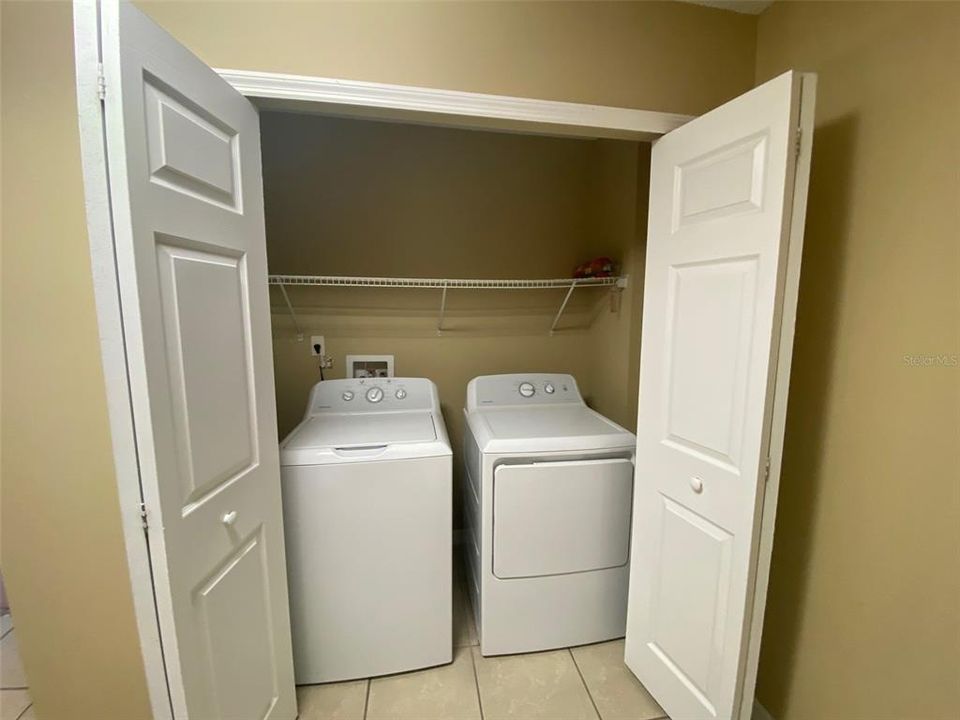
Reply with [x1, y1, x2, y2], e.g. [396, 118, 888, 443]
[664, 257, 757, 471]
[647, 498, 734, 709]
[101, 2, 295, 717]
[198, 532, 278, 719]
[625, 71, 815, 720]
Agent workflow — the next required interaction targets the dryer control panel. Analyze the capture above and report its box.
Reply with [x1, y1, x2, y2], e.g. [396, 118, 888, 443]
[466, 373, 583, 410]
[305, 377, 438, 416]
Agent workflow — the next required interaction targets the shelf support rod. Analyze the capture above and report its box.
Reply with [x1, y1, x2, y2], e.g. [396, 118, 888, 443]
[437, 283, 449, 335]
[278, 283, 304, 341]
[550, 279, 578, 335]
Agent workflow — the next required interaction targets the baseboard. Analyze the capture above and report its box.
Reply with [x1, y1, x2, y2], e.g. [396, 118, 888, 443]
[752, 699, 775, 720]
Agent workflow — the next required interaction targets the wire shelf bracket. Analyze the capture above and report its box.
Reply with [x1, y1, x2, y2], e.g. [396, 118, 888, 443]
[277, 283, 304, 341]
[437, 284, 449, 336]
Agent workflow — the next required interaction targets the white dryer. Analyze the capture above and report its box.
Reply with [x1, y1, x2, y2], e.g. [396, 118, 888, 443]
[280, 378, 452, 684]
[463, 373, 636, 656]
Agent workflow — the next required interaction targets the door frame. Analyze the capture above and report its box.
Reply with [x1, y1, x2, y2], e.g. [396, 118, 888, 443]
[75, 4, 804, 717]
[737, 73, 817, 720]
[73, 2, 174, 718]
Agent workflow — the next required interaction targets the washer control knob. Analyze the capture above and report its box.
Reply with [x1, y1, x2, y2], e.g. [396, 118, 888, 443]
[518, 382, 536, 398]
[544, 383, 555, 394]
[395, 388, 407, 400]
[342, 391, 355, 401]
[366, 387, 384, 403]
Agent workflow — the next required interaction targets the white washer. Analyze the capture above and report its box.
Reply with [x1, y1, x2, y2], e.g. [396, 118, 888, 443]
[463, 373, 636, 656]
[280, 378, 452, 683]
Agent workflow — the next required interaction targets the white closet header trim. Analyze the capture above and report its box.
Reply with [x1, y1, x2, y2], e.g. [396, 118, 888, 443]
[216, 68, 693, 140]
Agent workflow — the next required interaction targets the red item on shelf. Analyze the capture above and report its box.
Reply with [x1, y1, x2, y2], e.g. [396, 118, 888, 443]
[573, 257, 615, 278]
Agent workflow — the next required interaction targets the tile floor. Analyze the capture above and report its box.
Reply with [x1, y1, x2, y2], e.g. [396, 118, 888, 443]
[0, 613, 34, 720]
[295, 559, 666, 720]
[0, 564, 664, 720]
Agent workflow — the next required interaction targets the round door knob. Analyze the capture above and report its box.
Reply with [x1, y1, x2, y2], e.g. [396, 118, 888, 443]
[519, 382, 536, 398]
[544, 383, 555, 394]
[690, 477, 704, 494]
[222, 511, 238, 526]
[366, 387, 384, 403]
[395, 388, 407, 400]
[342, 391, 354, 401]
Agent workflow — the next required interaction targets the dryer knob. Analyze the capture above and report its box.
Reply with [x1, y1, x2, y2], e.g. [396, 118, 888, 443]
[544, 383, 555, 394]
[342, 391, 355, 401]
[518, 382, 536, 398]
[395, 388, 407, 400]
[366, 387, 384, 403]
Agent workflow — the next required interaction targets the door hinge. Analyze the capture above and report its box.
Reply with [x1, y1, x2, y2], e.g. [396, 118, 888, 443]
[139, 501, 148, 530]
[794, 127, 802, 159]
[763, 457, 772, 482]
[97, 62, 106, 101]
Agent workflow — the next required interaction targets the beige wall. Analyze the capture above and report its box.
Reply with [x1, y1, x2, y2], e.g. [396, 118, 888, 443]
[262, 114, 643, 433]
[138, 1, 757, 116]
[584, 141, 652, 432]
[0, 2, 153, 718]
[754, 3, 960, 719]
[261, 114, 644, 524]
[262, 114, 608, 298]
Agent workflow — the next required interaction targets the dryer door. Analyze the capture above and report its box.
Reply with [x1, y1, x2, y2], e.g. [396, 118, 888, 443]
[493, 458, 633, 579]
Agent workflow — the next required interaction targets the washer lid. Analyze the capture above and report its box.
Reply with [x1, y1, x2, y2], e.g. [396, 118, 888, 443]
[484, 405, 619, 440]
[284, 412, 437, 450]
[467, 405, 635, 454]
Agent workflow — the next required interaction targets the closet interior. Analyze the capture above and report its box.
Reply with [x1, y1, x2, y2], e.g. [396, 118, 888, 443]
[261, 111, 652, 516]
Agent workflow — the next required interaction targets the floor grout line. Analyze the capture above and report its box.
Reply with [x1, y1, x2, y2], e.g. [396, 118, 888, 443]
[15, 702, 32, 720]
[458, 552, 485, 720]
[569, 648, 603, 720]
[362, 678, 371, 720]
[468, 646, 485, 720]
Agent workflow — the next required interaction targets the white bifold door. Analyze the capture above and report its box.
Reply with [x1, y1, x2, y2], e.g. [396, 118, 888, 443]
[96, 2, 296, 718]
[624, 72, 815, 720]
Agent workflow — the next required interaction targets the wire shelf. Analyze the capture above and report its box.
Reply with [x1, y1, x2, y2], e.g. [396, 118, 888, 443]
[268, 275, 625, 290]
[269, 274, 628, 337]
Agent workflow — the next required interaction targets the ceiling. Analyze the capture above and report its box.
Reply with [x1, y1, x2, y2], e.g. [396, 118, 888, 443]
[674, 0, 775, 15]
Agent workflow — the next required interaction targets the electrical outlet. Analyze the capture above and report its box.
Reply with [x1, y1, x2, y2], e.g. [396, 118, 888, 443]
[310, 335, 325, 357]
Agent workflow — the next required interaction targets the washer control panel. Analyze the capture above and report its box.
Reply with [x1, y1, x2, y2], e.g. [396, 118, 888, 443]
[467, 373, 583, 409]
[306, 377, 437, 415]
